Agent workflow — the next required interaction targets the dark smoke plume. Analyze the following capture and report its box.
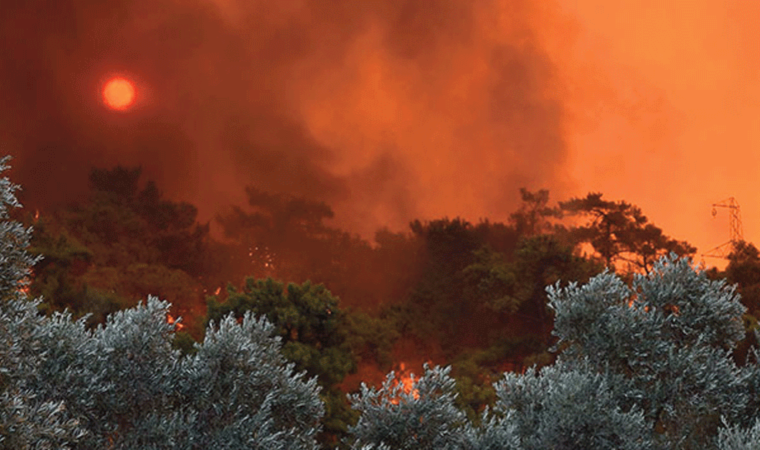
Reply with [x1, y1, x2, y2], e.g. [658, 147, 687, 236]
[0, 0, 568, 240]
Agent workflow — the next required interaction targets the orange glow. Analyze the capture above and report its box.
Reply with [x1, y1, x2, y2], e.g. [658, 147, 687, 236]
[3, 2, 760, 267]
[628, 298, 649, 312]
[533, 2, 760, 269]
[628, 298, 680, 315]
[167, 314, 185, 331]
[388, 362, 422, 405]
[102, 77, 136, 111]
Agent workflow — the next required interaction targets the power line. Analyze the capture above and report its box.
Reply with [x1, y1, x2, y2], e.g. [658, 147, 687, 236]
[702, 197, 743, 260]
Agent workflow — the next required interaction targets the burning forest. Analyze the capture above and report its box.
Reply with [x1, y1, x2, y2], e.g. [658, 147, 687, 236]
[2, 1, 760, 448]
[17, 162, 757, 447]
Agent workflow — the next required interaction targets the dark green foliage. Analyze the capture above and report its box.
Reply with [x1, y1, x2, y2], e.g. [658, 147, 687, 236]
[206, 277, 359, 449]
[215, 186, 408, 320]
[8, 155, 760, 450]
[724, 241, 760, 324]
[84, 166, 213, 278]
[448, 352, 499, 426]
[402, 217, 509, 355]
[494, 234, 602, 344]
[26, 219, 96, 315]
[371, 228, 426, 308]
[462, 244, 519, 315]
[508, 188, 561, 237]
[214, 186, 336, 283]
[342, 310, 400, 371]
[560, 193, 696, 272]
[88, 165, 142, 202]
[448, 335, 549, 426]
[720, 241, 760, 366]
[390, 212, 603, 426]
[206, 277, 355, 383]
[27, 165, 220, 332]
[171, 329, 198, 356]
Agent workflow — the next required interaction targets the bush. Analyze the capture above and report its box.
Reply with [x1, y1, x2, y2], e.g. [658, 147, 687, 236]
[0, 156, 325, 449]
[5, 152, 760, 449]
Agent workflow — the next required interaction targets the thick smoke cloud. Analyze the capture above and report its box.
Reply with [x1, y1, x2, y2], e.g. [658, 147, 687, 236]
[0, 0, 568, 239]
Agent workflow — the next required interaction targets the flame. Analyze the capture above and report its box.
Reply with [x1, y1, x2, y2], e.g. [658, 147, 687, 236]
[388, 361, 425, 405]
[214, 287, 221, 296]
[628, 298, 679, 315]
[166, 314, 185, 331]
[33, 209, 39, 221]
[628, 298, 650, 312]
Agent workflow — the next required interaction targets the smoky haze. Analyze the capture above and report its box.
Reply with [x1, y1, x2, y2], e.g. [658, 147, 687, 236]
[0, 0, 569, 240]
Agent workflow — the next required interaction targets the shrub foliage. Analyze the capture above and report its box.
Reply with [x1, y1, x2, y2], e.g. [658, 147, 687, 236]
[3, 154, 760, 449]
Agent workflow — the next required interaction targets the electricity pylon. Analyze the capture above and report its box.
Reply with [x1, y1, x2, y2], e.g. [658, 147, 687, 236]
[702, 197, 743, 260]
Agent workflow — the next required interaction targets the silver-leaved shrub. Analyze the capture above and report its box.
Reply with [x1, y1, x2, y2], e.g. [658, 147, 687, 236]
[0, 156, 324, 450]
[4, 152, 760, 450]
[344, 255, 760, 450]
[548, 256, 752, 449]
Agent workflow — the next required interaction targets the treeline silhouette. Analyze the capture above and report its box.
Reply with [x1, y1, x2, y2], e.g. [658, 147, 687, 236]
[22, 164, 757, 449]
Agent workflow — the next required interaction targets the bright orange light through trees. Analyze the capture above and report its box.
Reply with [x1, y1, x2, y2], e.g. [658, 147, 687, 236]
[167, 314, 185, 330]
[388, 362, 423, 405]
[102, 77, 136, 111]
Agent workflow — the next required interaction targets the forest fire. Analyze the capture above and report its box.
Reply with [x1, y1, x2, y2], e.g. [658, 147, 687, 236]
[0, 1, 756, 446]
[627, 298, 679, 315]
[166, 314, 185, 331]
[388, 362, 422, 406]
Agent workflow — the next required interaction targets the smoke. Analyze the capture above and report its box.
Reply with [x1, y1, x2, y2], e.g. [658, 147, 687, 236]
[0, 0, 568, 240]
[538, 2, 760, 263]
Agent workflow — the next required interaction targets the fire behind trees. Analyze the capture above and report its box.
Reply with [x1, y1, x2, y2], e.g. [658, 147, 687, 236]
[21, 164, 717, 448]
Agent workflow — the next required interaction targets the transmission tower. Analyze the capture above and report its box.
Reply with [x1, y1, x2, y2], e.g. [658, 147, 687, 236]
[702, 197, 743, 259]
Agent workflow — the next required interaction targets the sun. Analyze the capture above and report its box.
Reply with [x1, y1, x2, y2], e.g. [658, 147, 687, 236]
[102, 77, 136, 111]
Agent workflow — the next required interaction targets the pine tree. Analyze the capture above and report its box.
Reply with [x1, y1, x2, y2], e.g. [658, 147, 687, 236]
[344, 253, 760, 450]
[0, 155, 326, 449]
[7, 151, 760, 449]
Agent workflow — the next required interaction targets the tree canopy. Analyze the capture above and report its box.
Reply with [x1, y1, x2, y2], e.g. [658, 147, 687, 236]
[559, 193, 696, 273]
[5, 154, 760, 448]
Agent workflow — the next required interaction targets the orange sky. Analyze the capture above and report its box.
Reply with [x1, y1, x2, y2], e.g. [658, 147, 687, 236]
[1, 0, 757, 266]
[286, 0, 760, 262]
[538, 1, 760, 266]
